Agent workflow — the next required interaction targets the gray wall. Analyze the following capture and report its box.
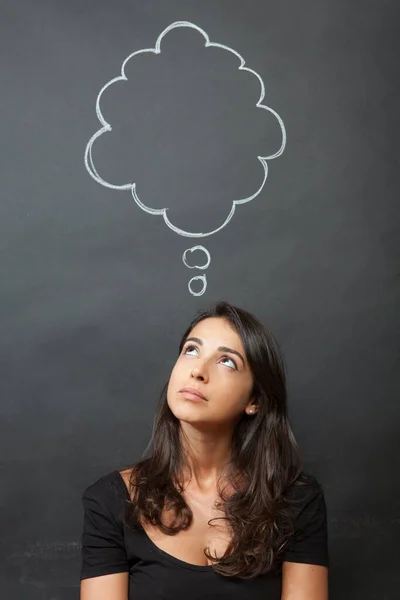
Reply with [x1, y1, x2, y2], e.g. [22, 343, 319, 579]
[1, 1, 399, 598]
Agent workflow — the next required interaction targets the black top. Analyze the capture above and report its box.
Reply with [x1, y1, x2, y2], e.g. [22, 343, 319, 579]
[80, 470, 329, 599]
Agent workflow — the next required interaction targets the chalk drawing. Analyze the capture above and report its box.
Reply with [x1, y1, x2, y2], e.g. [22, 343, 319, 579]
[182, 246, 210, 295]
[84, 21, 286, 295]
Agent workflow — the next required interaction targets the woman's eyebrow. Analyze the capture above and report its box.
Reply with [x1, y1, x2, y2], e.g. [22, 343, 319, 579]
[184, 337, 245, 367]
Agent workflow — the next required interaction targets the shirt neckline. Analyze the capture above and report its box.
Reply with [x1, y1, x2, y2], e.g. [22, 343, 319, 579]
[112, 469, 215, 573]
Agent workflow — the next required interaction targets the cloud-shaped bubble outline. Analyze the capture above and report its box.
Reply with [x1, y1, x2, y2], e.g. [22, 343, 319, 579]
[84, 20, 287, 238]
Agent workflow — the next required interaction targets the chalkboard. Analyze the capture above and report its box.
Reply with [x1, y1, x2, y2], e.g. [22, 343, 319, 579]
[1, 1, 399, 598]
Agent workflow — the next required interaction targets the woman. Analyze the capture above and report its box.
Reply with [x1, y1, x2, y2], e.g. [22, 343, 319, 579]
[80, 301, 329, 599]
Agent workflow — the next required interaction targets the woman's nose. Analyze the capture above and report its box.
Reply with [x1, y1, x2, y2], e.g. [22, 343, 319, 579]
[191, 366, 207, 381]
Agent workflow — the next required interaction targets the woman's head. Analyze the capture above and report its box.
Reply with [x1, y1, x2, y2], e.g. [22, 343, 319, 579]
[167, 312, 257, 431]
[167, 301, 289, 447]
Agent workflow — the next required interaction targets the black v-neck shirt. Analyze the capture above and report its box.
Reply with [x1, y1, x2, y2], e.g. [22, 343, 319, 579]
[80, 470, 328, 599]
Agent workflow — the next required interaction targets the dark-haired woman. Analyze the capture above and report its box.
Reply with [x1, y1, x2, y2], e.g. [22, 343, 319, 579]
[80, 301, 329, 600]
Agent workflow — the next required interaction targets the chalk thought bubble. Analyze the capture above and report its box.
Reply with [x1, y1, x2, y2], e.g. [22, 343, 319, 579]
[84, 21, 286, 238]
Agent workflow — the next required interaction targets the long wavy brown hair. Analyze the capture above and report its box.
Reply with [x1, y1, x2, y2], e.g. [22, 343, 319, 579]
[122, 300, 308, 579]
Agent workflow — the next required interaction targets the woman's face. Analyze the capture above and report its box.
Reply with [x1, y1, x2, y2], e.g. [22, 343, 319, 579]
[167, 317, 256, 426]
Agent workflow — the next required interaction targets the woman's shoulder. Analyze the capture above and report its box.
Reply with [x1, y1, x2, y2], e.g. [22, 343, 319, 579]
[283, 472, 328, 530]
[118, 467, 139, 502]
[287, 471, 324, 491]
[285, 472, 326, 507]
[118, 467, 134, 488]
[82, 467, 133, 506]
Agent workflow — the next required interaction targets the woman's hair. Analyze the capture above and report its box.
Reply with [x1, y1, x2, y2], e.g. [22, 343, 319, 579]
[122, 300, 307, 578]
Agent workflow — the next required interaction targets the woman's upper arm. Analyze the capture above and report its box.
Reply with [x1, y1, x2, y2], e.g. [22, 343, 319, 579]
[281, 561, 328, 599]
[281, 476, 329, 598]
[80, 572, 129, 600]
[80, 475, 130, 593]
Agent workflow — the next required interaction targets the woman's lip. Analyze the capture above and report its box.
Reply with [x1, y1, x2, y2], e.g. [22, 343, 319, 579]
[179, 390, 207, 402]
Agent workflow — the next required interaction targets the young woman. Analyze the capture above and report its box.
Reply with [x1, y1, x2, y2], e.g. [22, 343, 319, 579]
[80, 301, 329, 599]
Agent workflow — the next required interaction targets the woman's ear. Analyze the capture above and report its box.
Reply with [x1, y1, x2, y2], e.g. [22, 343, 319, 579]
[245, 401, 259, 415]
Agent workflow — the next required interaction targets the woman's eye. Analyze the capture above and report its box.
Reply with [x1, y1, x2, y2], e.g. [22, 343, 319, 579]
[183, 346, 237, 370]
[184, 344, 197, 355]
[221, 356, 237, 370]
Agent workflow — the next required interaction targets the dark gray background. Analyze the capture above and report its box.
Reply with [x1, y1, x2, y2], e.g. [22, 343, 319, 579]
[1, 1, 399, 598]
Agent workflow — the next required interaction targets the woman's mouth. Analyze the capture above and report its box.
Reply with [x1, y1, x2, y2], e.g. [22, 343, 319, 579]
[179, 388, 207, 402]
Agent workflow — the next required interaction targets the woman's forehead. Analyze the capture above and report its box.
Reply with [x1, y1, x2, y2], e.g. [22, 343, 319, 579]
[188, 318, 243, 349]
